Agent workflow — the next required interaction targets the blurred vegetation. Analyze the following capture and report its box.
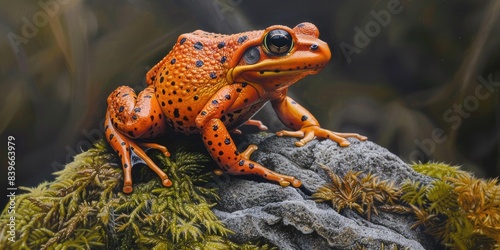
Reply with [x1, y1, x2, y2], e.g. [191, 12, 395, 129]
[1, 0, 499, 208]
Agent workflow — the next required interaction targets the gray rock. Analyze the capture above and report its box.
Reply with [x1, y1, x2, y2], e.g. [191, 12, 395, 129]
[211, 133, 437, 250]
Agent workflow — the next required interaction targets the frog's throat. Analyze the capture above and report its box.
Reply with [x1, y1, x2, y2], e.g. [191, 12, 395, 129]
[226, 65, 321, 84]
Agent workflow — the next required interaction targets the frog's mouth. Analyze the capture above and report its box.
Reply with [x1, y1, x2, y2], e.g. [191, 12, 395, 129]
[227, 62, 327, 85]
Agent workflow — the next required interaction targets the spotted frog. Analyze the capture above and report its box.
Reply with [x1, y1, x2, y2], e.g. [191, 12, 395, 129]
[104, 22, 367, 193]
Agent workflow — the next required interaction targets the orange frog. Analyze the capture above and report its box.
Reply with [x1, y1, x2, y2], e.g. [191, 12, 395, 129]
[104, 22, 367, 193]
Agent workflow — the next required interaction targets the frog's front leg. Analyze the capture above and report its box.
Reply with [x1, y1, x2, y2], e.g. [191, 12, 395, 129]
[105, 85, 172, 193]
[272, 96, 367, 147]
[195, 85, 301, 187]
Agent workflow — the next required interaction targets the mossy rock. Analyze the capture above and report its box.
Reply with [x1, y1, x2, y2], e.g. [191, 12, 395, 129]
[213, 133, 437, 250]
[2, 133, 498, 249]
[0, 140, 273, 250]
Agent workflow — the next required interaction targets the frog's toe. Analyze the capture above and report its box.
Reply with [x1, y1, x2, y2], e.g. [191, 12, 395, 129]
[244, 119, 268, 131]
[279, 178, 302, 187]
[276, 130, 304, 138]
[123, 185, 133, 194]
[214, 169, 224, 176]
[329, 132, 367, 144]
[137, 142, 171, 157]
[291, 179, 302, 188]
[161, 178, 173, 187]
[230, 128, 242, 135]
[241, 144, 259, 159]
[339, 140, 350, 147]
[279, 180, 291, 187]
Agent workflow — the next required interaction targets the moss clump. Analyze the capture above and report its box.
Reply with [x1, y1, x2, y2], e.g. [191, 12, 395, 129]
[312, 163, 400, 221]
[401, 162, 500, 249]
[0, 140, 274, 249]
[313, 162, 500, 250]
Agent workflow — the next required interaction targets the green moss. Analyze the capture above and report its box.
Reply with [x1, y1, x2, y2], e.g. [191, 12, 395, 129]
[314, 162, 500, 250]
[411, 162, 468, 180]
[402, 162, 500, 249]
[0, 140, 274, 249]
[312, 163, 400, 221]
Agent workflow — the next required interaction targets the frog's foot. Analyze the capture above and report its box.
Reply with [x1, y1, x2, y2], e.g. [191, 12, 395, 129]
[213, 144, 300, 187]
[231, 119, 268, 135]
[105, 113, 172, 193]
[120, 141, 173, 193]
[228, 144, 301, 187]
[276, 125, 367, 147]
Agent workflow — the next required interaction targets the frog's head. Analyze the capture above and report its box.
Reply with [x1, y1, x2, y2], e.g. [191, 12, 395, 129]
[227, 22, 331, 91]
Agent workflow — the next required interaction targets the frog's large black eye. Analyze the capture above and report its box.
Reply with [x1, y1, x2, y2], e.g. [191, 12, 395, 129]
[264, 29, 293, 55]
[243, 46, 260, 64]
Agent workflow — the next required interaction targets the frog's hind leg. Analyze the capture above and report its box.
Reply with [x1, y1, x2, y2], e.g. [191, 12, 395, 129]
[105, 113, 172, 193]
[104, 85, 172, 193]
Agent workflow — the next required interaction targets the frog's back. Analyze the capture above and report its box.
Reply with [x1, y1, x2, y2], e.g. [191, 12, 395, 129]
[148, 29, 261, 133]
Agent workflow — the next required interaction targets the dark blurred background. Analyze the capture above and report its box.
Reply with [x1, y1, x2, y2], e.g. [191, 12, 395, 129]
[1, 0, 499, 207]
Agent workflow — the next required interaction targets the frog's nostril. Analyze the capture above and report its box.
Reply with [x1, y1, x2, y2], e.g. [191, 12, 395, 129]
[310, 44, 319, 51]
